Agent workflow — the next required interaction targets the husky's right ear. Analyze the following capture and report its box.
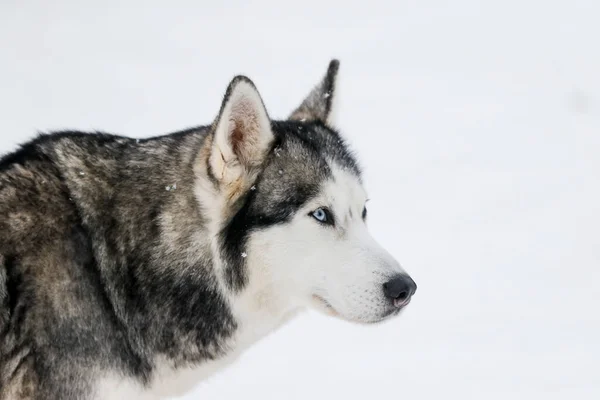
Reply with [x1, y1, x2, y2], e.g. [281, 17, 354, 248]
[289, 59, 339, 126]
[208, 76, 274, 190]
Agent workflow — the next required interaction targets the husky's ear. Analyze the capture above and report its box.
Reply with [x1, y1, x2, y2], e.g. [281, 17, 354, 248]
[209, 76, 274, 187]
[289, 59, 339, 125]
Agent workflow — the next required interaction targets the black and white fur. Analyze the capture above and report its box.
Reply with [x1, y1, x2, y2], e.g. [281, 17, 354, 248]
[0, 60, 416, 399]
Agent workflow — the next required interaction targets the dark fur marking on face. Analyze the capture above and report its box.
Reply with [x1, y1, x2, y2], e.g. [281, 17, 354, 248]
[220, 179, 320, 291]
[219, 120, 361, 292]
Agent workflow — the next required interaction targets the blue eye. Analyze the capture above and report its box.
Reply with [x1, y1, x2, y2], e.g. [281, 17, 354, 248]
[311, 207, 330, 224]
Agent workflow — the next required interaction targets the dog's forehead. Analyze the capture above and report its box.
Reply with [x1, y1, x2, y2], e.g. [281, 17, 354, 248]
[323, 164, 367, 207]
[248, 122, 362, 217]
[274, 121, 360, 175]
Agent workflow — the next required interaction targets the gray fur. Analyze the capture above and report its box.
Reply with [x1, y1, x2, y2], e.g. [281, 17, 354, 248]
[289, 59, 339, 124]
[0, 61, 359, 399]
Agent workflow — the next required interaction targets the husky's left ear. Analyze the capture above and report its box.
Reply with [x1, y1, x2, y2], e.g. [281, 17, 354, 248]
[289, 59, 339, 126]
[209, 76, 274, 189]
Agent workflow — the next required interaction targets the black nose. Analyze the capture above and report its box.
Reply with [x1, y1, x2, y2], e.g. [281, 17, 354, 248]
[383, 275, 417, 307]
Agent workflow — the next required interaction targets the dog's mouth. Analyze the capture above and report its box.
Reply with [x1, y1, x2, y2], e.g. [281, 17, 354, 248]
[311, 294, 403, 324]
[312, 294, 340, 317]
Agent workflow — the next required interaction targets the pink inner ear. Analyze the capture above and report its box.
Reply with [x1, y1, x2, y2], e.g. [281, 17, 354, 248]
[229, 97, 261, 163]
[230, 120, 245, 160]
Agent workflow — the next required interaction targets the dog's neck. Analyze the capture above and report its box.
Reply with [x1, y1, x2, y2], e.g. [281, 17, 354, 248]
[88, 131, 303, 398]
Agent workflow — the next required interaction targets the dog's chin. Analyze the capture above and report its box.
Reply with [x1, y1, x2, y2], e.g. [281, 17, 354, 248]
[311, 295, 402, 325]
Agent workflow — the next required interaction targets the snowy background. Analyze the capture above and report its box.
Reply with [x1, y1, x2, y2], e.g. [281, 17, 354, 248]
[1, 1, 599, 399]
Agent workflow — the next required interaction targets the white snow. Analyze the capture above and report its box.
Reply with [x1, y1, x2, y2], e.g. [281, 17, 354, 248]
[1, 1, 599, 399]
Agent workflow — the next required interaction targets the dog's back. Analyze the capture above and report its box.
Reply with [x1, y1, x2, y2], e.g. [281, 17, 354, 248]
[1, 137, 74, 397]
[0, 134, 167, 399]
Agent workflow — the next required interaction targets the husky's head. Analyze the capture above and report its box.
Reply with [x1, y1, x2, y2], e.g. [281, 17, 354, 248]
[198, 60, 416, 324]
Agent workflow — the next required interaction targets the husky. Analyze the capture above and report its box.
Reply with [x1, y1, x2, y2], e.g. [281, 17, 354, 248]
[0, 60, 417, 399]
